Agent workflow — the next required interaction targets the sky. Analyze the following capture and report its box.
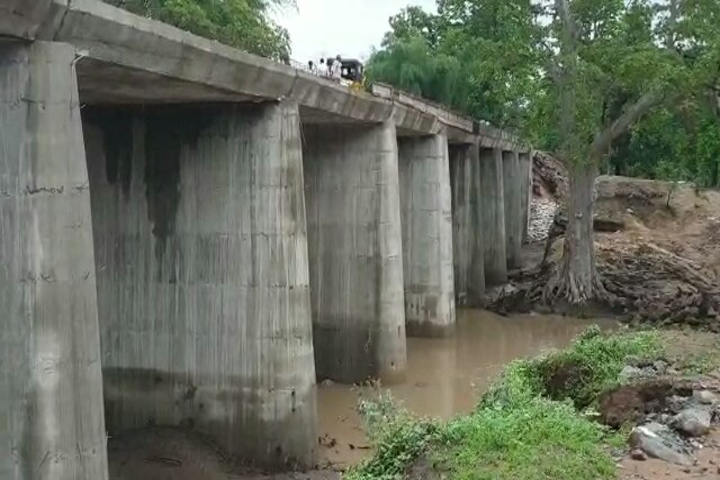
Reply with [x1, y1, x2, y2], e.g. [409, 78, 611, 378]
[273, 0, 437, 63]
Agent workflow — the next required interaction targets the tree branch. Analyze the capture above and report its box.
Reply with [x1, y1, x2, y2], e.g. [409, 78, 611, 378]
[591, 91, 665, 157]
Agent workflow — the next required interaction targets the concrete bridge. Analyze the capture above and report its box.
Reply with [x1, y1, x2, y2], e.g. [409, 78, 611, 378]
[0, 1, 532, 477]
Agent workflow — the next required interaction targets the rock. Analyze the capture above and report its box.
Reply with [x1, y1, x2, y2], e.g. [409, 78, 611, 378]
[692, 390, 718, 405]
[619, 366, 644, 383]
[629, 422, 693, 466]
[630, 449, 648, 461]
[653, 361, 669, 375]
[671, 406, 712, 437]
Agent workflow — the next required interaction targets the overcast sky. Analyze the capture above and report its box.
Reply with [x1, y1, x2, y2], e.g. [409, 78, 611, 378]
[273, 0, 436, 63]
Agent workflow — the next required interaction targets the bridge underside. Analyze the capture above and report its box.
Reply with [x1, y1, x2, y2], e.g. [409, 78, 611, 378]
[0, 5, 532, 475]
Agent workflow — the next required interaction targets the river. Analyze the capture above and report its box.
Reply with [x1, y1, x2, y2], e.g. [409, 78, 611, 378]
[317, 309, 615, 468]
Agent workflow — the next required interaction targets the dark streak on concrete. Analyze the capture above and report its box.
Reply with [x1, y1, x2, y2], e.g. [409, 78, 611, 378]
[143, 107, 215, 262]
[82, 107, 134, 197]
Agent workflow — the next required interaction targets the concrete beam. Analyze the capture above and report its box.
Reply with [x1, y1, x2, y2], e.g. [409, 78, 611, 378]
[503, 151, 523, 270]
[83, 100, 317, 468]
[480, 148, 508, 285]
[450, 144, 486, 306]
[303, 122, 407, 384]
[0, 41, 109, 480]
[519, 152, 533, 243]
[398, 135, 456, 337]
[0, 0, 52, 39]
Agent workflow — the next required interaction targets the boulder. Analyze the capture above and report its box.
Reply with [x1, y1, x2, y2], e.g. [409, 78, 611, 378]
[629, 423, 692, 466]
[671, 405, 712, 437]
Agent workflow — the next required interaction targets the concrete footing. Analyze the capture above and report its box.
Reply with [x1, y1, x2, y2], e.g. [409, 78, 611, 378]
[449, 144, 486, 306]
[83, 101, 317, 468]
[519, 152, 532, 242]
[503, 151, 523, 270]
[0, 42, 109, 480]
[398, 135, 455, 337]
[480, 148, 508, 285]
[303, 122, 407, 384]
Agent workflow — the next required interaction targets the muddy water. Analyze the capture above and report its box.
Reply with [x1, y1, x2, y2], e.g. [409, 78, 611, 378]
[317, 309, 616, 468]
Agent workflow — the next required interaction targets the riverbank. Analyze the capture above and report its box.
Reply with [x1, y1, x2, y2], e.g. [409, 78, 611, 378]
[346, 327, 720, 480]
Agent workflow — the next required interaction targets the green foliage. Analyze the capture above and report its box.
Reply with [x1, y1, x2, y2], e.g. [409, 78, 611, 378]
[370, 0, 720, 185]
[103, 0, 291, 60]
[345, 392, 439, 480]
[348, 328, 661, 480]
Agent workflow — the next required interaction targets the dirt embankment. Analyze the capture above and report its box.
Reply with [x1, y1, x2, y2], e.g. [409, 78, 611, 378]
[500, 154, 720, 330]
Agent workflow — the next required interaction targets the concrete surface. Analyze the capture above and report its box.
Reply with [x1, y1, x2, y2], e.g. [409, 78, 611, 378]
[398, 135, 456, 336]
[503, 151, 523, 270]
[0, 0, 527, 149]
[83, 100, 317, 468]
[449, 144, 486, 306]
[519, 152, 532, 243]
[303, 122, 407, 384]
[0, 41, 109, 480]
[480, 148, 508, 285]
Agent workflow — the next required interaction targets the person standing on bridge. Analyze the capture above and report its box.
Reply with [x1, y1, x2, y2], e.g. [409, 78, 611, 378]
[318, 58, 328, 77]
[331, 54, 342, 82]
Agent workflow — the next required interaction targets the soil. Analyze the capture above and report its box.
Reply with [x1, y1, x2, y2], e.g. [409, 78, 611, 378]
[499, 153, 720, 329]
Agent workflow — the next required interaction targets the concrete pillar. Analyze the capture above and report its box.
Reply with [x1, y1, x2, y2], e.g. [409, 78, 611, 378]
[519, 152, 533, 243]
[83, 101, 317, 468]
[479, 148, 508, 285]
[503, 151, 523, 270]
[398, 135, 455, 337]
[303, 122, 407, 384]
[0, 42, 109, 480]
[449, 144, 485, 306]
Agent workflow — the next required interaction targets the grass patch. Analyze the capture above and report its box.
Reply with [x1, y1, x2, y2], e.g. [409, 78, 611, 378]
[346, 327, 663, 480]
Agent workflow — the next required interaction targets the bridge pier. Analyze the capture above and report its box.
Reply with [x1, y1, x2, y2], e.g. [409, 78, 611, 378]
[83, 100, 317, 468]
[449, 144, 485, 306]
[303, 122, 407, 384]
[0, 42, 109, 480]
[398, 134, 455, 337]
[480, 148, 508, 285]
[503, 151, 523, 270]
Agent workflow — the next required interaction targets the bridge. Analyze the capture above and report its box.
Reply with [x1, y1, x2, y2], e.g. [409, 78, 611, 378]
[0, 1, 532, 477]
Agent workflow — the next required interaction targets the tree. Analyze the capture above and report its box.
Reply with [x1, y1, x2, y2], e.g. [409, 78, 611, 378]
[104, 0, 292, 60]
[541, 0, 718, 305]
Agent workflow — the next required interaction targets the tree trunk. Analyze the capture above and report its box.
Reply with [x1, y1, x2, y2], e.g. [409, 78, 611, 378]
[544, 161, 608, 305]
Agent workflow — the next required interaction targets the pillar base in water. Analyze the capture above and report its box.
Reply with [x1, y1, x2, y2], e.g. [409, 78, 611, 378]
[304, 122, 407, 384]
[480, 148, 508, 285]
[84, 101, 317, 468]
[450, 144, 486, 307]
[399, 135, 456, 337]
[0, 42, 109, 480]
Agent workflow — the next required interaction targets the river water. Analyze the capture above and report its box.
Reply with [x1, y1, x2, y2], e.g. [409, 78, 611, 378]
[317, 309, 616, 468]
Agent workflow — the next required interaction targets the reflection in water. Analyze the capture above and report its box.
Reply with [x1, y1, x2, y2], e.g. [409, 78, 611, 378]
[317, 309, 616, 467]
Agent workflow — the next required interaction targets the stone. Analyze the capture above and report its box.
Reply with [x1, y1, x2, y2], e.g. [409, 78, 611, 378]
[653, 360, 669, 375]
[629, 423, 692, 466]
[693, 390, 719, 405]
[631, 449, 648, 461]
[672, 406, 712, 437]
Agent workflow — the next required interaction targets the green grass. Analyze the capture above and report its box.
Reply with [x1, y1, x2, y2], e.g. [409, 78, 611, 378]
[345, 327, 663, 480]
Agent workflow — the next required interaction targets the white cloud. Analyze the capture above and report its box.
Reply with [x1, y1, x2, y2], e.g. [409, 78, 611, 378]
[274, 0, 436, 63]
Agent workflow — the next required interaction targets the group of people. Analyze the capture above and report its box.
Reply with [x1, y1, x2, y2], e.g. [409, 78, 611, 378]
[308, 55, 343, 82]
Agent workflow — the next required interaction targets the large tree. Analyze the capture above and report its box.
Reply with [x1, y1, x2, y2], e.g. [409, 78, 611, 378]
[104, 0, 292, 60]
[541, 0, 719, 305]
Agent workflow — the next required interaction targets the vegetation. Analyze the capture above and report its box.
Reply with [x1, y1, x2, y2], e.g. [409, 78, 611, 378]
[103, 0, 292, 60]
[369, 0, 720, 307]
[347, 328, 661, 480]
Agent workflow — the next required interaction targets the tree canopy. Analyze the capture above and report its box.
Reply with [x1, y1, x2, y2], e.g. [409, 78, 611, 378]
[367, 0, 720, 188]
[104, 0, 292, 61]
